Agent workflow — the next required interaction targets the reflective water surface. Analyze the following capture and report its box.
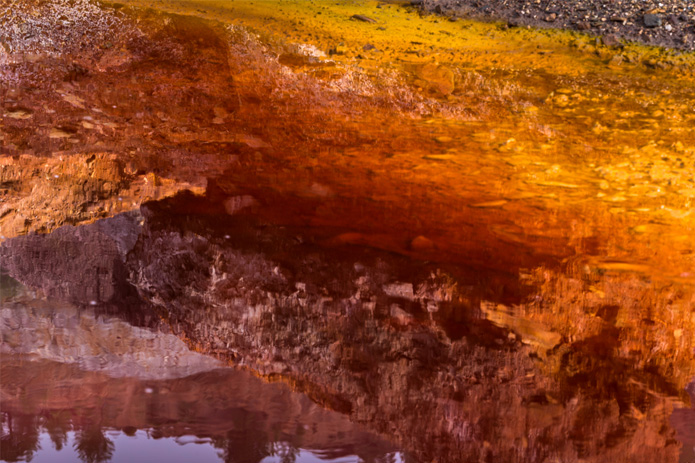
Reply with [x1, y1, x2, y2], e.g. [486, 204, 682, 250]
[3, 0, 695, 462]
[2, 204, 695, 463]
[0, 280, 404, 463]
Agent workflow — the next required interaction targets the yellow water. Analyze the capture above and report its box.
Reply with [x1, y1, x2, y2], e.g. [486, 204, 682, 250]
[108, 0, 695, 282]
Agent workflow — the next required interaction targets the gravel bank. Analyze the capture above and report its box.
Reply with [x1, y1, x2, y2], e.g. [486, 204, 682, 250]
[416, 0, 695, 51]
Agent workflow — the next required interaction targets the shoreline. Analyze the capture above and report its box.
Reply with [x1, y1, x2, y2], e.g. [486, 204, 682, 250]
[415, 0, 695, 52]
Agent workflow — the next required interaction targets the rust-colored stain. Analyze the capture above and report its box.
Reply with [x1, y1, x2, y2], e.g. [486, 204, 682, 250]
[3, 0, 695, 462]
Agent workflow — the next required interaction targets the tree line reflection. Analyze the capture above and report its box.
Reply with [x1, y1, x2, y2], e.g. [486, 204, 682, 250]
[1, 410, 405, 463]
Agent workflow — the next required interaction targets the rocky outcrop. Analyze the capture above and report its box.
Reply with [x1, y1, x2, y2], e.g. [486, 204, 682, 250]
[0, 153, 199, 239]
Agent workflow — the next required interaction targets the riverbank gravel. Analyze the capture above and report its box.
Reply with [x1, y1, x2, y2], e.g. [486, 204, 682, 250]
[416, 0, 695, 51]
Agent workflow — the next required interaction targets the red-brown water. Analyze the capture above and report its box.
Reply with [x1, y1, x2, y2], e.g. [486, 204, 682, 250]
[3, 1, 695, 462]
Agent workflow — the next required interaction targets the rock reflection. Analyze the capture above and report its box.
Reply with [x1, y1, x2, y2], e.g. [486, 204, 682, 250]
[120, 196, 695, 463]
[0, 213, 401, 462]
[3, 194, 695, 462]
[0, 305, 400, 463]
[0, 357, 400, 463]
[0, 302, 221, 379]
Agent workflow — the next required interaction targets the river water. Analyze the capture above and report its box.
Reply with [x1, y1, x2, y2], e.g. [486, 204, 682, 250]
[2, 1, 695, 462]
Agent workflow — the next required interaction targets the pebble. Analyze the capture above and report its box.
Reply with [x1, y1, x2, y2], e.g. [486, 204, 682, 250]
[643, 13, 662, 28]
[351, 14, 377, 23]
[411, 235, 435, 251]
[419, 0, 694, 51]
[601, 34, 623, 48]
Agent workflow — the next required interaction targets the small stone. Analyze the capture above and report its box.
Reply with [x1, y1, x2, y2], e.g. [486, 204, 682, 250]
[544, 13, 557, 22]
[309, 182, 332, 197]
[5, 109, 33, 120]
[643, 14, 662, 28]
[665, 24, 673, 32]
[601, 34, 623, 48]
[553, 94, 569, 108]
[576, 21, 591, 30]
[390, 305, 413, 325]
[608, 54, 623, 66]
[363, 43, 376, 51]
[329, 45, 349, 55]
[411, 235, 434, 251]
[49, 128, 72, 139]
[417, 63, 455, 95]
[351, 14, 377, 23]
[424, 154, 456, 161]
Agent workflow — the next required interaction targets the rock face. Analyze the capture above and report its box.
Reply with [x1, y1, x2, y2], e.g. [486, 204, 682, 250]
[0, 153, 196, 239]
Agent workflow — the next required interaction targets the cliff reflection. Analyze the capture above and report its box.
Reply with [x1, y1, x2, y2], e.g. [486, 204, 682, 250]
[0, 216, 402, 462]
[2, 199, 695, 463]
[0, 327, 400, 463]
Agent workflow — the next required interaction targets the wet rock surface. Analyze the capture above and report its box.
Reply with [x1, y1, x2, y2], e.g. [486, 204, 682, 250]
[420, 0, 695, 51]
